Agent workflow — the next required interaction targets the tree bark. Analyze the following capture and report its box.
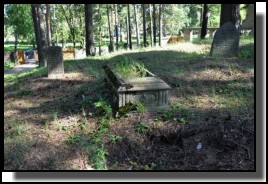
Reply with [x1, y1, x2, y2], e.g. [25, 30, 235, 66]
[133, 4, 140, 48]
[201, 4, 208, 39]
[98, 4, 102, 56]
[159, 4, 162, 46]
[107, 4, 114, 52]
[85, 4, 95, 56]
[45, 4, 51, 46]
[37, 5, 47, 48]
[114, 4, 119, 50]
[31, 4, 45, 67]
[127, 4, 132, 50]
[14, 32, 18, 51]
[125, 16, 129, 49]
[149, 4, 153, 47]
[142, 4, 147, 47]
[153, 4, 157, 46]
[220, 4, 241, 31]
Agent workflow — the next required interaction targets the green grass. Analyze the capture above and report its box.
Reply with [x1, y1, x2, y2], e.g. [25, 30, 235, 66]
[112, 56, 147, 78]
[4, 43, 33, 52]
[4, 36, 254, 170]
[4, 62, 15, 70]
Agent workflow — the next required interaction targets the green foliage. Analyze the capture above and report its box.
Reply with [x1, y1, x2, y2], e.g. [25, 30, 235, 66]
[4, 62, 15, 70]
[160, 103, 190, 124]
[65, 134, 83, 145]
[5, 4, 33, 40]
[136, 121, 150, 134]
[89, 144, 108, 170]
[16, 89, 33, 96]
[108, 134, 123, 144]
[113, 56, 147, 78]
[5, 121, 27, 138]
[163, 4, 190, 35]
[135, 102, 145, 113]
[94, 100, 112, 118]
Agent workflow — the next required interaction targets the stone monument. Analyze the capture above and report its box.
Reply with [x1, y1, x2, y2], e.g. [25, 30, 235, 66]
[45, 46, 64, 78]
[210, 22, 240, 57]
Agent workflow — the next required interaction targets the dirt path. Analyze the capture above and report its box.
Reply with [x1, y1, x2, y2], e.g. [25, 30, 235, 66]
[4, 63, 39, 75]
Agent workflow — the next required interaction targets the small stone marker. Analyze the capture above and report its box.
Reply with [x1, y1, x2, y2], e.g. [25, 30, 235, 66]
[45, 46, 64, 78]
[210, 22, 240, 57]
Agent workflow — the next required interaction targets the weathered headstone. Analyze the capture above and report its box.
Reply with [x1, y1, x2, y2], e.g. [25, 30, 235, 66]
[45, 46, 64, 78]
[210, 22, 240, 57]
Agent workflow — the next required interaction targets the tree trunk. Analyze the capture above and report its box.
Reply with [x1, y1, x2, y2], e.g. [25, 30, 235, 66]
[142, 4, 147, 47]
[71, 28, 76, 49]
[159, 4, 162, 46]
[133, 4, 140, 48]
[114, 4, 119, 50]
[45, 4, 51, 46]
[14, 32, 18, 51]
[119, 23, 123, 42]
[31, 4, 45, 67]
[125, 16, 129, 49]
[149, 4, 153, 47]
[37, 4, 47, 48]
[201, 4, 208, 39]
[220, 4, 241, 31]
[98, 4, 102, 56]
[107, 4, 114, 52]
[127, 4, 132, 50]
[85, 4, 95, 56]
[153, 4, 157, 46]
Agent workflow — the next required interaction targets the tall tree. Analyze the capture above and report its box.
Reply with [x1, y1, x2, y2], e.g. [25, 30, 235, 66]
[45, 4, 51, 46]
[114, 4, 119, 51]
[133, 4, 140, 48]
[37, 5, 47, 48]
[59, 4, 83, 49]
[127, 4, 132, 50]
[200, 4, 208, 39]
[5, 4, 34, 50]
[31, 4, 45, 67]
[85, 4, 95, 56]
[149, 4, 153, 47]
[159, 4, 162, 46]
[152, 4, 157, 46]
[98, 4, 102, 56]
[125, 16, 129, 49]
[220, 4, 241, 31]
[142, 4, 147, 47]
[107, 4, 114, 52]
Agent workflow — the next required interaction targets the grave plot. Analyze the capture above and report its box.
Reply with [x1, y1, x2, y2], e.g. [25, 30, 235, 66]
[103, 60, 172, 112]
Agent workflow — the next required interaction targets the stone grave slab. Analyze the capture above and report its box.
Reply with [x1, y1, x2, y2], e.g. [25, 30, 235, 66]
[45, 46, 64, 78]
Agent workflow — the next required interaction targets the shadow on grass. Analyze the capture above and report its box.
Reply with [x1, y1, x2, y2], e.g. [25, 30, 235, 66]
[4, 47, 254, 170]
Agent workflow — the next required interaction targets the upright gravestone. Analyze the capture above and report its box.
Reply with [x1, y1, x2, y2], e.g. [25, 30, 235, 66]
[45, 46, 64, 78]
[210, 22, 240, 57]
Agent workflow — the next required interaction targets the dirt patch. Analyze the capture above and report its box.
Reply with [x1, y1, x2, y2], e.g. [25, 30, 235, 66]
[4, 43, 254, 170]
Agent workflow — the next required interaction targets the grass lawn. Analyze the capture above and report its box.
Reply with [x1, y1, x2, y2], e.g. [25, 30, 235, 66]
[4, 35, 254, 170]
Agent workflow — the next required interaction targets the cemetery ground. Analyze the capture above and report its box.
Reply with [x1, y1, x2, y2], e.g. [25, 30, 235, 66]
[4, 35, 254, 170]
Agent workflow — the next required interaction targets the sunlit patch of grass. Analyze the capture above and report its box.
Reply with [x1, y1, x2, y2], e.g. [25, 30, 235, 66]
[4, 62, 15, 70]
[5, 120, 29, 139]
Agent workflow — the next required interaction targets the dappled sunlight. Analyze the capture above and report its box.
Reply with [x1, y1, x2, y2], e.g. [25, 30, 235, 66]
[4, 36, 254, 170]
[187, 68, 244, 81]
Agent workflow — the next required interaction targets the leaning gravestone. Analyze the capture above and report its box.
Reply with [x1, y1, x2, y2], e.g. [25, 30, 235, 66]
[210, 22, 240, 57]
[45, 46, 64, 78]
